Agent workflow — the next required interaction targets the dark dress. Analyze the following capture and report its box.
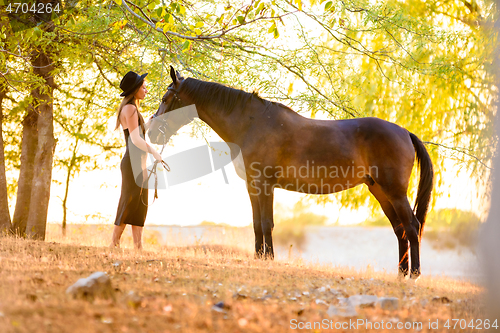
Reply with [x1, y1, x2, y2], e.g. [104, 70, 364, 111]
[114, 107, 148, 227]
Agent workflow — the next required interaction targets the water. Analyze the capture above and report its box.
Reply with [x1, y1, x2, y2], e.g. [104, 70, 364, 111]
[147, 225, 481, 281]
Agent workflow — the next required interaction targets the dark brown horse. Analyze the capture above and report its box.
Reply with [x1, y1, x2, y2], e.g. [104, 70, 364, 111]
[150, 67, 433, 278]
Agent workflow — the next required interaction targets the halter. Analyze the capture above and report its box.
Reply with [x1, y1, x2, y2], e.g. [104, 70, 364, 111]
[141, 85, 184, 206]
[164, 85, 182, 112]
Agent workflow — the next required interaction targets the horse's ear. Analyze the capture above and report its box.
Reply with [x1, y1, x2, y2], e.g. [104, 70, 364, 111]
[170, 66, 177, 84]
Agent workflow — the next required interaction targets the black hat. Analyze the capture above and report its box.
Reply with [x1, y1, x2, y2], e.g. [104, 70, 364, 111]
[119, 71, 148, 97]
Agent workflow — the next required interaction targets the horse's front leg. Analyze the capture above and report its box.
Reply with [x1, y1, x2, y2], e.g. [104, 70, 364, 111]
[247, 179, 263, 258]
[258, 184, 275, 260]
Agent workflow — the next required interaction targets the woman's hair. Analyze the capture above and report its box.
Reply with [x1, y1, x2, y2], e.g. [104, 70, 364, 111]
[115, 84, 146, 134]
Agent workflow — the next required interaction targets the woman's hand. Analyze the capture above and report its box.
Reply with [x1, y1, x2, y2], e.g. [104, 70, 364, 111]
[152, 150, 163, 162]
[145, 117, 153, 130]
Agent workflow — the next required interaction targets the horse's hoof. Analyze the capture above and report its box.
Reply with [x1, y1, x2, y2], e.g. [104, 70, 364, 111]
[410, 271, 421, 281]
[254, 253, 264, 260]
[398, 268, 408, 279]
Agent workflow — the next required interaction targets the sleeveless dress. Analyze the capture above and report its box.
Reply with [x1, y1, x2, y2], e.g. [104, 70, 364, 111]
[114, 105, 148, 227]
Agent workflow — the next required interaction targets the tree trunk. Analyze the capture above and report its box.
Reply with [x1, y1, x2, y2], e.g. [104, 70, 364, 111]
[0, 85, 11, 232]
[11, 106, 38, 236]
[25, 50, 56, 240]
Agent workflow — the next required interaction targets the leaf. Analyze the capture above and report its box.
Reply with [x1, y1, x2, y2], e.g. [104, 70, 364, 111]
[194, 28, 202, 35]
[114, 0, 122, 5]
[257, 3, 265, 14]
[237, 16, 245, 24]
[195, 21, 204, 28]
[156, 7, 163, 18]
[296, 0, 302, 11]
[216, 13, 225, 24]
[324, 1, 332, 11]
[179, 4, 186, 16]
[287, 82, 294, 95]
[273, 27, 279, 39]
[147, 2, 156, 10]
[182, 40, 190, 51]
[268, 22, 276, 33]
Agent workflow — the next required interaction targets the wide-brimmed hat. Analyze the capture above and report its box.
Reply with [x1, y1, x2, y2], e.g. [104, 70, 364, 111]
[119, 71, 148, 97]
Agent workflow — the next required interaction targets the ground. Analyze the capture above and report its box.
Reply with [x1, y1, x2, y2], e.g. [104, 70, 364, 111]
[0, 225, 488, 333]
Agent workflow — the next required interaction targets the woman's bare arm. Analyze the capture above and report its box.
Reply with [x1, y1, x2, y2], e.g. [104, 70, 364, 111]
[121, 105, 161, 161]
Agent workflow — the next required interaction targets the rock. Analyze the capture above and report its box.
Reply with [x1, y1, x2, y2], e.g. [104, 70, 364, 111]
[66, 272, 114, 301]
[238, 318, 248, 327]
[212, 301, 230, 313]
[339, 295, 378, 308]
[32, 274, 45, 284]
[432, 296, 452, 304]
[125, 291, 142, 309]
[233, 292, 248, 300]
[315, 299, 329, 306]
[378, 297, 399, 310]
[327, 305, 358, 317]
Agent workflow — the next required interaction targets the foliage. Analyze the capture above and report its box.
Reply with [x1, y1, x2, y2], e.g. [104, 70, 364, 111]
[424, 208, 481, 251]
[0, 0, 496, 229]
[362, 208, 481, 251]
[109, 0, 497, 213]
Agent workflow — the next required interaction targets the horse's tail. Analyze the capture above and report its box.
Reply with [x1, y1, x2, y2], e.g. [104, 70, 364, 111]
[409, 132, 434, 237]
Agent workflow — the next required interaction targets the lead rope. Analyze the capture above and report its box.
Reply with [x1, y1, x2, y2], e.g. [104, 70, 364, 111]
[140, 49, 171, 207]
[140, 148, 171, 207]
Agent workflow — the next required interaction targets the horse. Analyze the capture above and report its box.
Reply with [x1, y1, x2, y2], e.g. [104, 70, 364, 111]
[149, 66, 434, 278]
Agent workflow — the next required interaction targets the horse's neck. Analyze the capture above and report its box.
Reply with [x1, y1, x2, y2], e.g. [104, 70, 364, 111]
[194, 96, 293, 144]
[197, 106, 241, 143]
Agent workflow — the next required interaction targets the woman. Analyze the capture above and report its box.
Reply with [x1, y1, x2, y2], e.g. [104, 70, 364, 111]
[111, 71, 163, 249]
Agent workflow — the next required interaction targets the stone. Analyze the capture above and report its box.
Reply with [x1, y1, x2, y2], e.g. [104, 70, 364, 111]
[339, 295, 378, 308]
[378, 297, 399, 310]
[327, 305, 358, 317]
[432, 296, 452, 304]
[212, 301, 230, 313]
[125, 291, 143, 309]
[315, 299, 328, 306]
[66, 272, 114, 301]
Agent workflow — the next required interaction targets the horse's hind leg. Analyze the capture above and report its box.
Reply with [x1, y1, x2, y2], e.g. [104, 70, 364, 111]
[368, 184, 409, 277]
[388, 196, 421, 278]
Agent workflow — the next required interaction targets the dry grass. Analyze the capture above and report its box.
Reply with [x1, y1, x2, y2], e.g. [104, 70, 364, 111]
[0, 224, 487, 333]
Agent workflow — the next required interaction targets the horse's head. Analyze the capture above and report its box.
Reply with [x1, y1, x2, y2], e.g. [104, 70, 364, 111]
[149, 66, 194, 145]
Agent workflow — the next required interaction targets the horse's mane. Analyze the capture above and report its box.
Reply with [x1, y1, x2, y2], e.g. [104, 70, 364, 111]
[180, 78, 294, 115]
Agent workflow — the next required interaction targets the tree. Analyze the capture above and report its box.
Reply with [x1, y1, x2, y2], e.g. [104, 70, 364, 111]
[116, 0, 497, 213]
[0, 83, 10, 232]
[0, 0, 495, 240]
